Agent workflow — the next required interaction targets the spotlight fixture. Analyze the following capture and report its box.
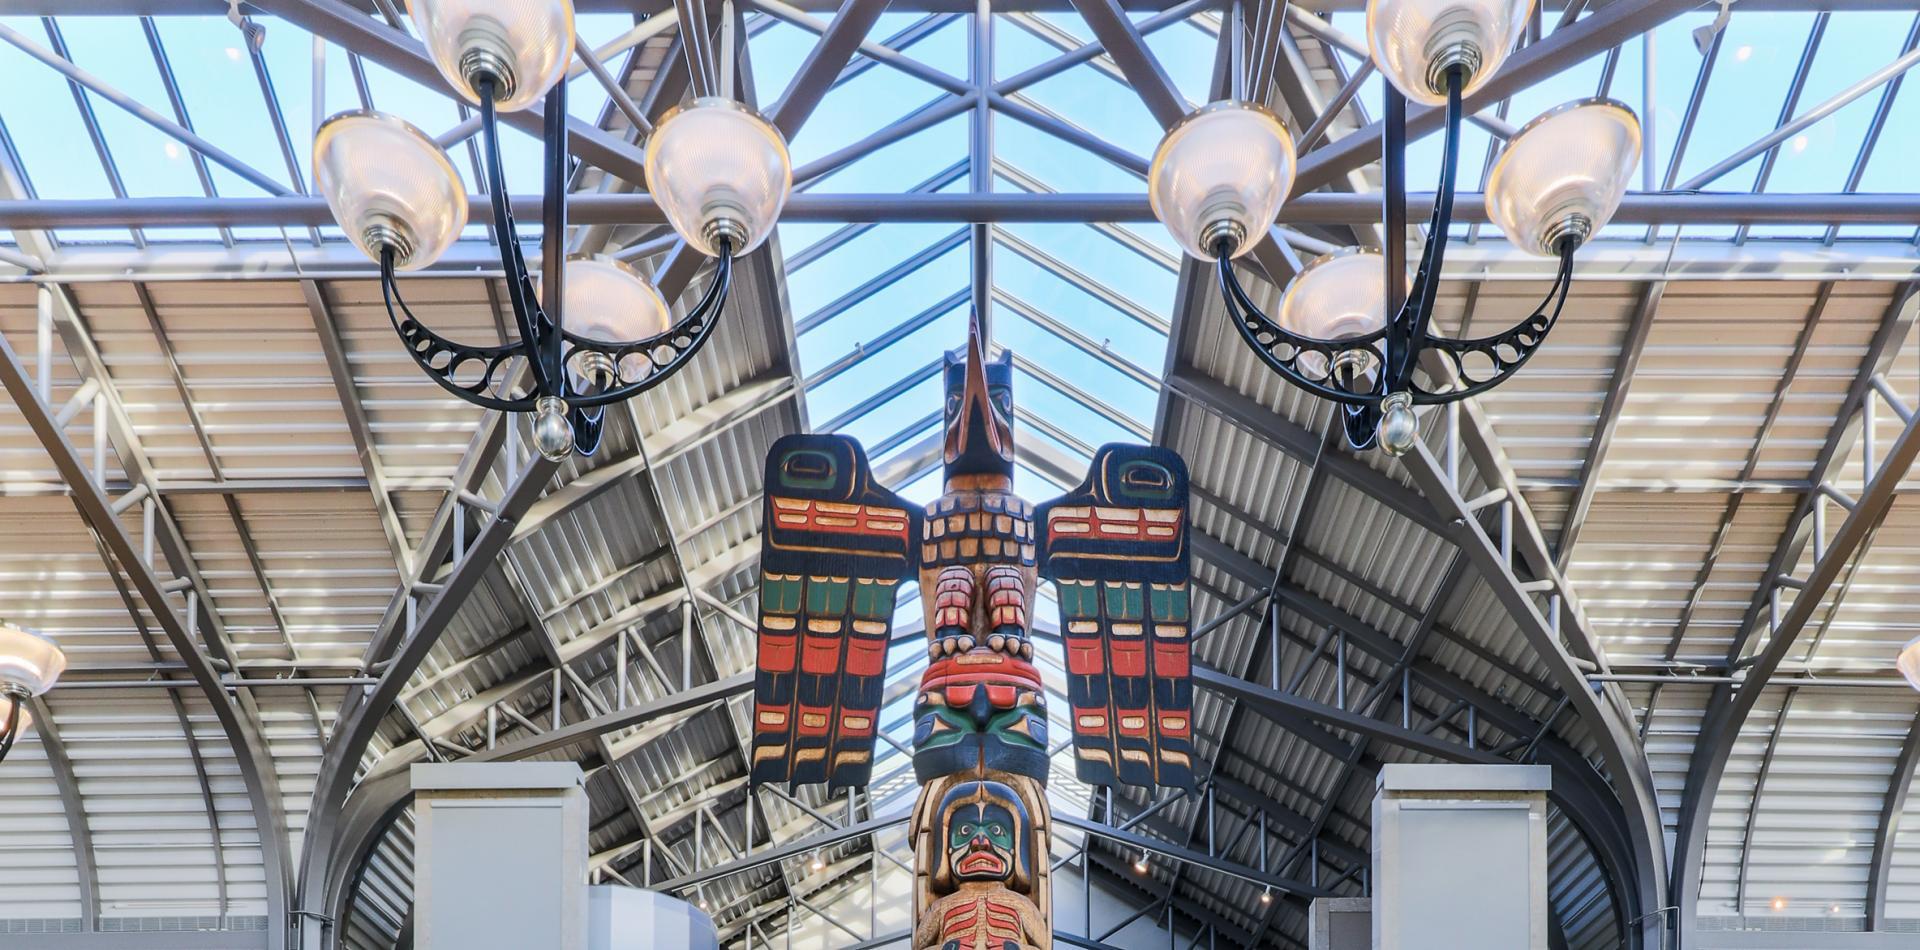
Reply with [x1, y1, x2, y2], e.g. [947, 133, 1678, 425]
[1259, 887, 1273, 904]
[314, 0, 791, 461]
[1133, 853, 1150, 874]
[0, 622, 66, 764]
[810, 851, 826, 872]
[1771, 897, 1787, 912]
[1149, 0, 1639, 454]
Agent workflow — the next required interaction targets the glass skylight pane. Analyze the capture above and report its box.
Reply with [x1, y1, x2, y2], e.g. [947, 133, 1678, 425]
[1013, 367, 1134, 446]
[0, 20, 117, 206]
[1142, 18, 1216, 106]
[994, 115, 1143, 192]
[1748, 13, 1914, 239]
[1666, 12, 1816, 193]
[992, 243, 1165, 368]
[998, 220, 1175, 322]
[805, 303, 968, 423]
[1019, 63, 1160, 164]
[800, 111, 966, 194]
[154, 18, 304, 193]
[56, 18, 238, 198]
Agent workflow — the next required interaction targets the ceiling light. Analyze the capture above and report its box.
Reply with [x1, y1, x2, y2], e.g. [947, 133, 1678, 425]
[313, 112, 467, 273]
[1133, 854, 1149, 874]
[1147, 101, 1297, 261]
[1259, 888, 1273, 904]
[1366, 0, 1533, 105]
[644, 98, 793, 258]
[0, 622, 66, 765]
[409, 0, 576, 113]
[1152, 4, 1642, 455]
[315, 11, 773, 461]
[1486, 99, 1642, 258]
[810, 851, 826, 872]
[1771, 897, 1786, 912]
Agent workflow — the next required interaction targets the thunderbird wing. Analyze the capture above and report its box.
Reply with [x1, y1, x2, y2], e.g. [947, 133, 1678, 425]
[751, 434, 920, 790]
[1035, 444, 1194, 790]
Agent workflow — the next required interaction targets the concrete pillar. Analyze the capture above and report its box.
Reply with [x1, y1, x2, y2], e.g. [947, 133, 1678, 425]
[1371, 763, 1550, 950]
[1308, 897, 1371, 950]
[412, 762, 589, 950]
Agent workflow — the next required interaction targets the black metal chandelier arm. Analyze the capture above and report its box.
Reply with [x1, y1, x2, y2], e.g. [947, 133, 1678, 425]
[561, 245, 736, 409]
[0, 696, 20, 764]
[1384, 68, 1467, 387]
[1409, 244, 1575, 404]
[380, 249, 541, 412]
[475, 86, 556, 393]
[1216, 252, 1388, 407]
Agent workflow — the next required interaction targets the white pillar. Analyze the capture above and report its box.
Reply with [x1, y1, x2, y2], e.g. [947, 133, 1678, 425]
[413, 762, 589, 950]
[1371, 763, 1550, 950]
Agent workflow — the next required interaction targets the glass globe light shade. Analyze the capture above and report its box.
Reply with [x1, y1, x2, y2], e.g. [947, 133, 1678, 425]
[645, 98, 792, 258]
[314, 111, 468, 271]
[1279, 248, 1398, 382]
[1486, 98, 1642, 257]
[538, 256, 672, 391]
[1899, 635, 1920, 692]
[409, 0, 575, 112]
[1148, 101, 1297, 261]
[0, 623, 67, 697]
[1367, 0, 1534, 105]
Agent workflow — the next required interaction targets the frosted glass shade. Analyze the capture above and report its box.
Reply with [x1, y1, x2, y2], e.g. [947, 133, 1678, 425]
[0, 624, 66, 696]
[1149, 101, 1297, 261]
[409, 0, 575, 112]
[1367, 0, 1534, 105]
[540, 256, 672, 391]
[1900, 636, 1920, 692]
[1487, 98, 1641, 257]
[315, 111, 468, 270]
[645, 99, 792, 257]
[1279, 249, 1394, 381]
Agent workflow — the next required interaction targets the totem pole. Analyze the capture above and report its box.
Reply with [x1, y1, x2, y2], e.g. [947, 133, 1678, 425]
[751, 310, 1193, 949]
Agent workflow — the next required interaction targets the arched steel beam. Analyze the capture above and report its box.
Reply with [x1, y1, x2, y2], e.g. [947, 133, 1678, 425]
[1670, 367, 1920, 946]
[27, 695, 98, 928]
[0, 317, 291, 950]
[1398, 435, 1669, 950]
[1867, 708, 1920, 929]
[316, 672, 756, 946]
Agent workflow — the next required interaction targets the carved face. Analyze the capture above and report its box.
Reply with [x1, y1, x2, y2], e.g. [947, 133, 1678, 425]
[934, 780, 1031, 891]
[948, 801, 1018, 881]
[912, 675, 1048, 784]
[943, 310, 1015, 478]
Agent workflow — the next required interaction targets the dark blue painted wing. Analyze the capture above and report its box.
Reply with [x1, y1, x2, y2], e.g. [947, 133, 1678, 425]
[752, 434, 920, 791]
[1035, 444, 1195, 790]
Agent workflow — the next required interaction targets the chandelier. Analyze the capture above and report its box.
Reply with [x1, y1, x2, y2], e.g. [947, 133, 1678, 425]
[0, 623, 66, 764]
[314, 0, 792, 461]
[1150, 0, 1641, 454]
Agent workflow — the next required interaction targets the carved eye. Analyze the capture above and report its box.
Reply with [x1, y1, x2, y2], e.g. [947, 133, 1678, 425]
[989, 824, 1004, 837]
[946, 394, 961, 417]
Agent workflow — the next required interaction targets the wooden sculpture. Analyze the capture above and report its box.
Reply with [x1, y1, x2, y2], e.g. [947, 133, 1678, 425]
[752, 310, 1192, 948]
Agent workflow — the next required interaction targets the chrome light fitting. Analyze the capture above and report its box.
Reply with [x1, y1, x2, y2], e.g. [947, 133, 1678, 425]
[1150, 0, 1640, 455]
[314, 0, 792, 461]
[0, 622, 66, 764]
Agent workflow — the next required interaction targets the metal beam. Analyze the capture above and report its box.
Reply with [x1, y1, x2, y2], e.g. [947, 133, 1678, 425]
[302, 280, 413, 577]
[1555, 281, 1663, 569]
[16, 190, 1920, 229]
[1671, 387, 1920, 946]
[26, 695, 99, 930]
[249, 0, 648, 186]
[1396, 438, 1670, 950]
[1290, 0, 1698, 195]
[0, 311, 292, 950]
[1867, 709, 1920, 930]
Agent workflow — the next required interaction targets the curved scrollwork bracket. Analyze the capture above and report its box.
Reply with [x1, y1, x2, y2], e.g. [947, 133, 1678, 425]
[1411, 245, 1574, 404]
